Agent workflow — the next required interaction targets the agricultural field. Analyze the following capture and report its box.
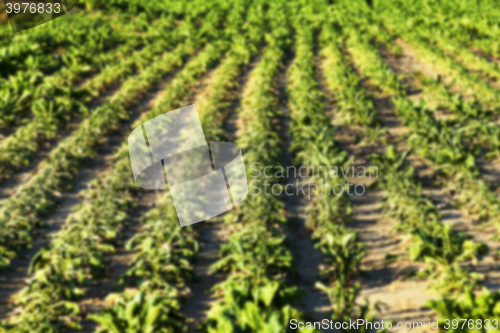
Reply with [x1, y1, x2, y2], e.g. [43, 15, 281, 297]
[0, 0, 499, 332]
